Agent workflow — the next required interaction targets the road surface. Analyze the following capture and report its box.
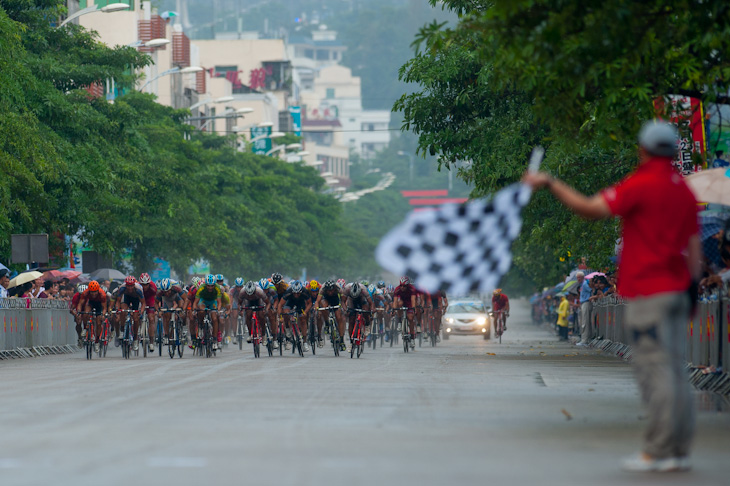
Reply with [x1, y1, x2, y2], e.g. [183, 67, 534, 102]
[1, 300, 728, 486]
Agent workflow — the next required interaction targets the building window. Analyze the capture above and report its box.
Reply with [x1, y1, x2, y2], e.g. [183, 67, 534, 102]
[213, 65, 237, 77]
[326, 88, 335, 99]
[304, 49, 314, 59]
[316, 50, 330, 60]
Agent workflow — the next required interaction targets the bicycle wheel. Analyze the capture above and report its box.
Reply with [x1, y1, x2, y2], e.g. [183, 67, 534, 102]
[267, 338, 273, 357]
[357, 341, 363, 358]
[403, 337, 409, 353]
[418, 330, 422, 348]
[380, 320, 384, 347]
[254, 340, 260, 358]
[168, 325, 176, 358]
[157, 320, 163, 356]
[177, 323, 185, 357]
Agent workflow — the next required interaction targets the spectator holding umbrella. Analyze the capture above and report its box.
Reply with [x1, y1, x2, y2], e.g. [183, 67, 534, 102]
[0, 269, 10, 298]
[524, 120, 701, 472]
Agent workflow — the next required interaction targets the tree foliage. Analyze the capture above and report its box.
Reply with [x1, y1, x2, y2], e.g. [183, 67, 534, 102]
[396, 0, 730, 291]
[0, 0, 362, 280]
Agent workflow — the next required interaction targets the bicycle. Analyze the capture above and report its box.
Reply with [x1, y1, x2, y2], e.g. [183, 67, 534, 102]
[161, 309, 184, 359]
[492, 310, 506, 344]
[307, 309, 318, 356]
[429, 312, 438, 347]
[350, 309, 369, 359]
[394, 307, 412, 353]
[282, 310, 305, 357]
[390, 309, 405, 347]
[199, 309, 217, 358]
[276, 314, 286, 356]
[241, 306, 265, 358]
[369, 308, 384, 350]
[155, 312, 164, 357]
[317, 306, 341, 357]
[98, 314, 111, 357]
[139, 307, 154, 358]
[78, 312, 96, 360]
[236, 314, 245, 351]
[114, 309, 137, 360]
[417, 306, 424, 348]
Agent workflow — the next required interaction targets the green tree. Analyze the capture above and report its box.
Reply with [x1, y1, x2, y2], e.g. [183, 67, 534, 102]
[394, 0, 730, 289]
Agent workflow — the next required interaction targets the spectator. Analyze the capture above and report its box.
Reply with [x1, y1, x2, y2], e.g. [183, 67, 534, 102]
[711, 150, 728, 169]
[44, 280, 60, 299]
[556, 293, 570, 340]
[577, 257, 588, 270]
[30, 277, 47, 298]
[0, 269, 10, 298]
[576, 272, 593, 346]
[524, 119, 701, 472]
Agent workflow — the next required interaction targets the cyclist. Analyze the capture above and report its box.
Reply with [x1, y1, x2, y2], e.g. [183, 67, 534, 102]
[192, 274, 223, 350]
[343, 282, 373, 351]
[315, 280, 347, 352]
[185, 277, 202, 342]
[429, 289, 448, 342]
[70, 284, 87, 346]
[229, 277, 245, 345]
[238, 280, 272, 345]
[139, 273, 158, 354]
[217, 277, 232, 343]
[76, 281, 108, 353]
[393, 276, 417, 349]
[308, 280, 324, 347]
[115, 276, 145, 351]
[491, 288, 510, 331]
[276, 280, 313, 352]
[336, 278, 346, 289]
[155, 278, 183, 344]
[372, 281, 388, 340]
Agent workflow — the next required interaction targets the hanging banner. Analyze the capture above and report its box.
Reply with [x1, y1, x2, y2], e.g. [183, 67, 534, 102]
[250, 125, 272, 155]
[289, 106, 302, 137]
[657, 95, 707, 175]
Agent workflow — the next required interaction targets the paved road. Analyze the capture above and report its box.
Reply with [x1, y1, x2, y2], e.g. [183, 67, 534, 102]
[1, 300, 728, 486]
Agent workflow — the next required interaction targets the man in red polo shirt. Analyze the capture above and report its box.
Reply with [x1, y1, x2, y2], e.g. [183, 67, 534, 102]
[523, 120, 701, 473]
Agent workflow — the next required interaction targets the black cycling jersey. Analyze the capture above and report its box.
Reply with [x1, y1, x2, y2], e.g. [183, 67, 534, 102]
[320, 289, 340, 307]
[282, 288, 311, 310]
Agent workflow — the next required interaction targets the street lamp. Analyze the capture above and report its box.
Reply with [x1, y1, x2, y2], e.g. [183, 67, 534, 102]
[397, 151, 414, 183]
[140, 65, 203, 92]
[127, 38, 170, 48]
[59, 2, 130, 28]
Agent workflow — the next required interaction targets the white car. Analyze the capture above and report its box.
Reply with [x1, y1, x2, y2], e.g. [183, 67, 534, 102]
[443, 301, 491, 340]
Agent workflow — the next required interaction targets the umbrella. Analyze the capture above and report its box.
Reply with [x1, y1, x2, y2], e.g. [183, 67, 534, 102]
[700, 214, 726, 269]
[585, 271, 605, 279]
[686, 168, 730, 205]
[8, 270, 44, 289]
[89, 268, 126, 281]
[562, 280, 579, 293]
[0, 262, 8, 272]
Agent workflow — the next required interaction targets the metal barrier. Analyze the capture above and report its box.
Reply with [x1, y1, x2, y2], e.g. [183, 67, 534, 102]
[0, 298, 77, 354]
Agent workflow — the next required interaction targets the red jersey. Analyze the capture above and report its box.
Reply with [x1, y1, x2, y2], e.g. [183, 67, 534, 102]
[80, 289, 107, 304]
[492, 294, 509, 311]
[394, 284, 417, 308]
[71, 292, 81, 309]
[142, 282, 158, 306]
[601, 157, 698, 298]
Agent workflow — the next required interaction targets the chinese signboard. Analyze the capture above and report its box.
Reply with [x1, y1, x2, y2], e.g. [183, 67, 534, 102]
[250, 125, 272, 155]
[289, 106, 302, 137]
[659, 95, 707, 175]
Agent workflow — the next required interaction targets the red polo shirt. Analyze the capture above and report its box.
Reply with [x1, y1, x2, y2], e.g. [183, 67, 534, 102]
[601, 157, 698, 298]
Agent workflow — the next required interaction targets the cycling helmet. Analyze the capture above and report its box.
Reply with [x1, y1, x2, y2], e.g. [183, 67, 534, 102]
[77, 284, 88, 293]
[139, 273, 151, 284]
[244, 280, 257, 296]
[290, 280, 304, 293]
[216, 274, 224, 282]
[336, 278, 346, 288]
[399, 276, 410, 286]
[234, 277, 244, 287]
[309, 280, 320, 291]
[258, 278, 270, 290]
[88, 281, 100, 292]
[377, 281, 385, 289]
[159, 278, 171, 291]
[351, 282, 362, 298]
[125, 276, 137, 287]
[205, 274, 216, 285]
[271, 272, 283, 284]
[361, 280, 370, 287]
[323, 280, 336, 291]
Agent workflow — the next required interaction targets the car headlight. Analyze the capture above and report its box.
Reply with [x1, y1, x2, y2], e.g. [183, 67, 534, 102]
[447, 318, 454, 323]
[477, 317, 486, 325]
[446, 327, 452, 333]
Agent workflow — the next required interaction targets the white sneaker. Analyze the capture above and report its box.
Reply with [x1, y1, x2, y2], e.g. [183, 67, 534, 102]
[410, 339, 415, 349]
[364, 325, 371, 337]
[575, 342, 588, 347]
[163, 337, 169, 345]
[272, 340, 279, 349]
[317, 338, 324, 348]
[81, 329, 87, 338]
[621, 453, 688, 473]
[133, 340, 139, 351]
[285, 341, 292, 350]
[246, 337, 252, 343]
[94, 342, 100, 353]
[303, 342, 310, 352]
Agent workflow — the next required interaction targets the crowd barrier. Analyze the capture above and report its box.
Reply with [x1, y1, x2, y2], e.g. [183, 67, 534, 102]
[0, 298, 78, 357]
[589, 289, 730, 394]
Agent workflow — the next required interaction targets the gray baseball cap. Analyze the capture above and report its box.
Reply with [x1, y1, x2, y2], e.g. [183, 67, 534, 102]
[638, 119, 678, 157]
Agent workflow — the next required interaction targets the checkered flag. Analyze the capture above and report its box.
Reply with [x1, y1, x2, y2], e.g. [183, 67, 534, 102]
[376, 147, 544, 296]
